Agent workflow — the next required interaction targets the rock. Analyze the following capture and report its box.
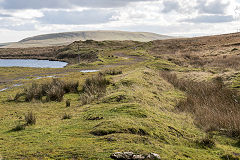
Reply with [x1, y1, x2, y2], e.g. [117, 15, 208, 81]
[110, 152, 134, 160]
[123, 152, 134, 159]
[146, 153, 161, 160]
[132, 154, 145, 160]
[110, 152, 161, 160]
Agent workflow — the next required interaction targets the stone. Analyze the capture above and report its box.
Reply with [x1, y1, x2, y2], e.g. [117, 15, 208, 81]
[132, 154, 145, 160]
[110, 152, 161, 160]
[146, 153, 161, 160]
[110, 152, 134, 160]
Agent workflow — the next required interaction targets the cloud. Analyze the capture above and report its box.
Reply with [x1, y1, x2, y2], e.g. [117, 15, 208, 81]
[0, 0, 157, 9]
[183, 15, 234, 23]
[196, 0, 230, 14]
[0, 13, 11, 17]
[38, 9, 115, 25]
[162, 0, 180, 13]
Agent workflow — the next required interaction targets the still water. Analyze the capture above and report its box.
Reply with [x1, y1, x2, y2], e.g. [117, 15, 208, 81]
[0, 59, 67, 68]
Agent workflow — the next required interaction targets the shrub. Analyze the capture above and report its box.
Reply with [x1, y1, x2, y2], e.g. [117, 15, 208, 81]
[62, 113, 71, 120]
[11, 123, 26, 132]
[25, 112, 36, 125]
[66, 99, 71, 107]
[102, 69, 122, 76]
[79, 74, 110, 105]
[63, 81, 79, 93]
[197, 136, 215, 149]
[46, 84, 65, 102]
[161, 72, 240, 137]
[14, 79, 79, 102]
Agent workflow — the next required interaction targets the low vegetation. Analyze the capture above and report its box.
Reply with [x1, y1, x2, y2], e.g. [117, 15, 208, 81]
[161, 71, 240, 137]
[1, 33, 240, 159]
[79, 74, 110, 105]
[25, 111, 36, 125]
[14, 79, 79, 102]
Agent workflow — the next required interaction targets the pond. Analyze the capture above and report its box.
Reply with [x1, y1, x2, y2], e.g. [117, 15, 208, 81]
[0, 59, 68, 68]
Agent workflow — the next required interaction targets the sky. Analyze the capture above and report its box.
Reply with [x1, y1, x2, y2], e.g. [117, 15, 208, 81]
[0, 0, 240, 43]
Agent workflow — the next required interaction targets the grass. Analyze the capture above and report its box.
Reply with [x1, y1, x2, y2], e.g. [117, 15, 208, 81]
[1, 37, 240, 159]
[161, 71, 240, 137]
[1, 66, 240, 159]
[79, 74, 110, 105]
[14, 78, 79, 102]
[25, 111, 36, 125]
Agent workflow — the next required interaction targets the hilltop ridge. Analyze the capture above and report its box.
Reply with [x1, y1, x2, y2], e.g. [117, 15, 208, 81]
[2, 30, 172, 48]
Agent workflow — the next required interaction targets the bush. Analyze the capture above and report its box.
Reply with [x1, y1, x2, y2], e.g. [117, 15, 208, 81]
[66, 99, 71, 107]
[79, 74, 110, 105]
[25, 112, 36, 125]
[161, 72, 240, 137]
[62, 113, 71, 120]
[11, 123, 26, 132]
[197, 137, 215, 149]
[14, 79, 79, 102]
[102, 69, 122, 76]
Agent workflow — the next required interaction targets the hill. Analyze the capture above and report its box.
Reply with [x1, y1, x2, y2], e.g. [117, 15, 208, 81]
[2, 30, 172, 48]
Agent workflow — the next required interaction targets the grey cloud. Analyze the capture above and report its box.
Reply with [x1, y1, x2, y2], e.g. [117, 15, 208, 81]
[0, 0, 156, 9]
[0, 13, 11, 17]
[7, 23, 36, 31]
[0, 18, 36, 31]
[196, 0, 229, 14]
[38, 10, 114, 25]
[183, 15, 234, 23]
[162, 0, 180, 13]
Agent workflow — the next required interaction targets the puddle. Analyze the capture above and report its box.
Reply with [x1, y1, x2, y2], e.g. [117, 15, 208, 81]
[35, 75, 56, 80]
[80, 70, 99, 73]
[0, 88, 8, 92]
[0, 84, 23, 92]
[13, 84, 23, 87]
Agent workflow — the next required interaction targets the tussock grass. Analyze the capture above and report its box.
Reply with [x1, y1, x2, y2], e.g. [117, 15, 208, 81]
[196, 135, 215, 149]
[101, 69, 122, 76]
[161, 71, 240, 137]
[62, 113, 71, 120]
[14, 79, 79, 102]
[11, 123, 26, 132]
[79, 74, 110, 105]
[25, 112, 36, 125]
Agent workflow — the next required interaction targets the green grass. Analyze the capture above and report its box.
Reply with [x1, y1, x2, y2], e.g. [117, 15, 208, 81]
[1, 65, 240, 159]
[1, 41, 240, 160]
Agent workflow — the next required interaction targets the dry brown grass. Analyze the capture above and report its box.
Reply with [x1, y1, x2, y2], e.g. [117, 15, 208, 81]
[161, 71, 240, 137]
[209, 55, 240, 69]
[101, 69, 122, 76]
[14, 79, 79, 102]
[25, 112, 36, 125]
[79, 74, 110, 105]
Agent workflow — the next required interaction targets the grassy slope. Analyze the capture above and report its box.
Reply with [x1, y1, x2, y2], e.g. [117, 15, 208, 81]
[1, 33, 240, 159]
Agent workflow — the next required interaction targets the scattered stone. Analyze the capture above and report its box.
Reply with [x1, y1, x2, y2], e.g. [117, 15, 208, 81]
[111, 152, 134, 160]
[132, 154, 145, 160]
[146, 153, 161, 160]
[110, 152, 161, 160]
